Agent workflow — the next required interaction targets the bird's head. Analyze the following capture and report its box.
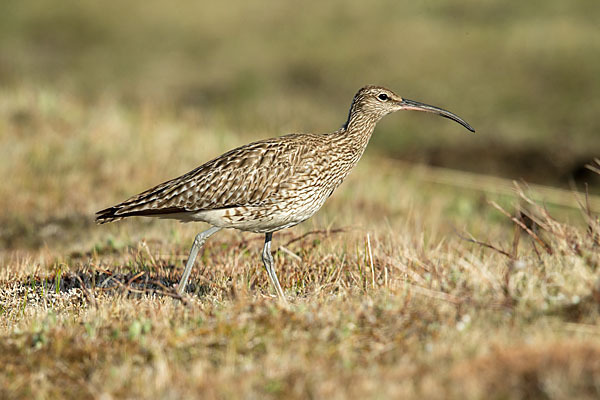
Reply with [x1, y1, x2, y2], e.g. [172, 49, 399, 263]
[347, 85, 475, 132]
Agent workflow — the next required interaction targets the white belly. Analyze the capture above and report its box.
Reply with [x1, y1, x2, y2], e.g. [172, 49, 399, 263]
[187, 207, 308, 233]
[154, 184, 335, 233]
[176, 190, 330, 233]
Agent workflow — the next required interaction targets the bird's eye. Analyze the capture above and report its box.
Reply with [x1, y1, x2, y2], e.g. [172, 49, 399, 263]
[377, 93, 389, 101]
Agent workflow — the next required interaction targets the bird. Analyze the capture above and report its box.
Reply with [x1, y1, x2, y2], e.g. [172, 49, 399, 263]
[96, 85, 474, 302]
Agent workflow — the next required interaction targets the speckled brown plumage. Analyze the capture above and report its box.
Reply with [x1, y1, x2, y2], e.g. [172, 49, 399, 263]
[96, 85, 474, 299]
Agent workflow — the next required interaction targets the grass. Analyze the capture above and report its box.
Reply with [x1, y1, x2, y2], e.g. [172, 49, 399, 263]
[1, 87, 600, 398]
[2, 1, 600, 397]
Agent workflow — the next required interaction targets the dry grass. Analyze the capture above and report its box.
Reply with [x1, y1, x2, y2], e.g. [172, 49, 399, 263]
[1, 88, 600, 399]
[3, 2, 600, 398]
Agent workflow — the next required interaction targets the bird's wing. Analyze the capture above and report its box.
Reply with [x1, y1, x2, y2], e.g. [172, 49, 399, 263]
[95, 134, 316, 222]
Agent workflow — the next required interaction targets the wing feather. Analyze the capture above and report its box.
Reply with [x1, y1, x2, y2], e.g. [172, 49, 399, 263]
[96, 134, 316, 223]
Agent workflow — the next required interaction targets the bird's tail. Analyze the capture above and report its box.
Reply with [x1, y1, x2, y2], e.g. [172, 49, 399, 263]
[95, 203, 185, 224]
[96, 171, 195, 224]
[95, 205, 127, 224]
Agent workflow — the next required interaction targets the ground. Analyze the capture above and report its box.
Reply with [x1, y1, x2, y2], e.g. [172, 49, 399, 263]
[1, 1, 600, 397]
[1, 90, 599, 399]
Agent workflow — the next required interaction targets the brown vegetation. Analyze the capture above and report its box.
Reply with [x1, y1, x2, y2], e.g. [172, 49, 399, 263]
[1, 90, 598, 397]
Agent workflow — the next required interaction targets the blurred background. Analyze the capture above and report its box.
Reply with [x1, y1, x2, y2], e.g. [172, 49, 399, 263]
[1, 0, 599, 248]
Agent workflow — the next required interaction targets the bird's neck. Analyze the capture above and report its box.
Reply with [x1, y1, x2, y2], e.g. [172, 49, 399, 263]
[336, 112, 379, 154]
[308, 113, 378, 192]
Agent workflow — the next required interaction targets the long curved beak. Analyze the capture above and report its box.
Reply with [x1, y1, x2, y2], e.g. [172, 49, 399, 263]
[399, 98, 475, 132]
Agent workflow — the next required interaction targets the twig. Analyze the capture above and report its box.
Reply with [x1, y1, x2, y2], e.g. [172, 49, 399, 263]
[127, 271, 145, 287]
[489, 200, 553, 254]
[530, 236, 543, 263]
[107, 276, 145, 294]
[154, 288, 189, 304]
[454, 228, 512, 258]
[283, 228, 347, 247]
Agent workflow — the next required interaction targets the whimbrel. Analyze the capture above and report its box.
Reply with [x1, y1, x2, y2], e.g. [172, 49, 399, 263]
[96, 86, 474, 301]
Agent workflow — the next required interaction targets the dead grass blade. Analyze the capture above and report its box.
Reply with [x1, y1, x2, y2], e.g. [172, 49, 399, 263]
[282, 228, 347, 247]
[489, 200, 553, 255]
[454, 229, 512, 258]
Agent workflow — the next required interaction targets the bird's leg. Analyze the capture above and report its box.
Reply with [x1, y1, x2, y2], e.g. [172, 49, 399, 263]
[177, 226, 222, 295]
[261, 232, 287, 303]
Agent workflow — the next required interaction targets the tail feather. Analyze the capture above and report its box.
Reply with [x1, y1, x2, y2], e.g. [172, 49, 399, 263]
[95, 168, 197, 224]
[95, 205, 186, 224]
